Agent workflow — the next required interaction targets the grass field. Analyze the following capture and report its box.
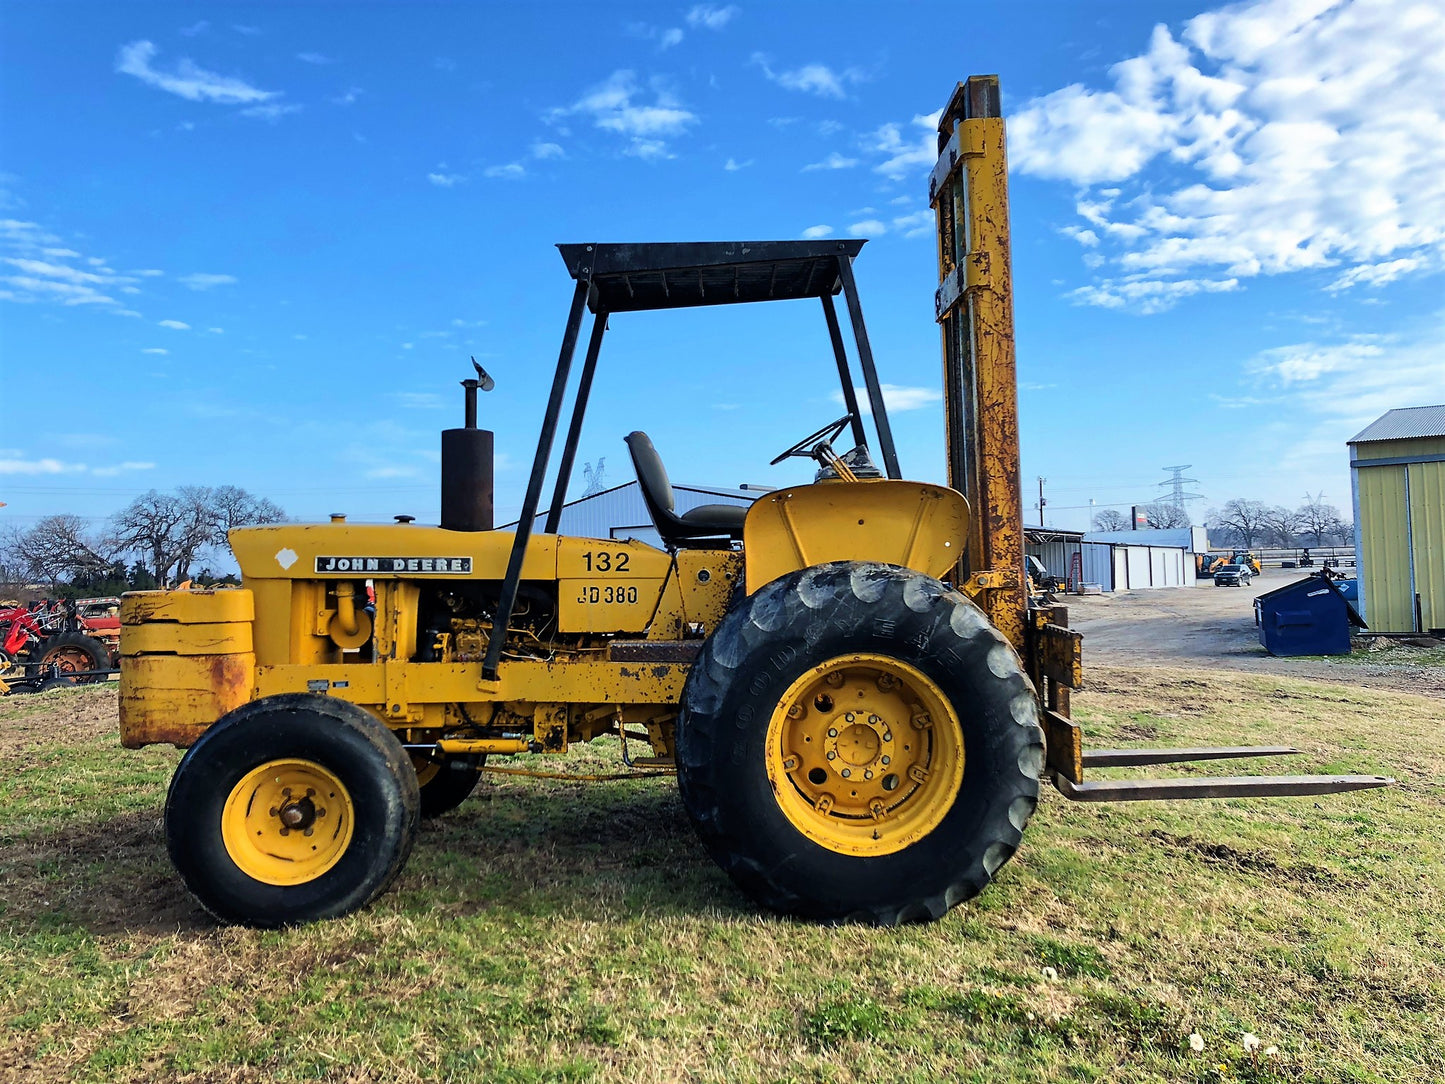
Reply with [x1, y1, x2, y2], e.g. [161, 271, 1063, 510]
[1, 666, 1442, 1083]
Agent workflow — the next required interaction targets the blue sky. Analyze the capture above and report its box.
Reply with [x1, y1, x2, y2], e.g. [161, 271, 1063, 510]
[2, 0, 1442, 539]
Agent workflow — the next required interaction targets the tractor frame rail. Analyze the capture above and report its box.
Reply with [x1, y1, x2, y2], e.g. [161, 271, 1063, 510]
[1056, 773, 1393, 802]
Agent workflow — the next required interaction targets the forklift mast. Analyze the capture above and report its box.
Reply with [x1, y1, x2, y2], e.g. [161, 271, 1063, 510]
[930, 76, 1028, 652]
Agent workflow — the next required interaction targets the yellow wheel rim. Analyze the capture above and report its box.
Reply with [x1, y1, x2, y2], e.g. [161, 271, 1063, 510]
[765, 654, 963, 857]
[221, 759, 355, 886]
[411, 754, 441, 788]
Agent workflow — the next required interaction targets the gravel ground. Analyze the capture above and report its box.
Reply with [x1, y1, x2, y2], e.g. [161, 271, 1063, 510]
[1066, 568, 1445, 698]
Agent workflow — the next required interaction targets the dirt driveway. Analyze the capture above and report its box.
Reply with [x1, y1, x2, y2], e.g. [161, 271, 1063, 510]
[1066, 568, 1445, 698]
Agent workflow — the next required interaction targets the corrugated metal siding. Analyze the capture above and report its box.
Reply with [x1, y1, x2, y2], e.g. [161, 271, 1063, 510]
[1408, 460, 1445, 631]
[1357, 464, 1413, 630]
[1081, 542, 1113, 589]
[1353, 436, 1445, 462]
[1348, 405, 1445, 444]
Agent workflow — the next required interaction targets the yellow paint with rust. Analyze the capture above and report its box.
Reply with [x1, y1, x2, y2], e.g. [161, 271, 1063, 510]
[555, 536, 671, 633]
[743, 480, 968, 595]
[120, 589, 259, 748]
[647, 550, 743, 640]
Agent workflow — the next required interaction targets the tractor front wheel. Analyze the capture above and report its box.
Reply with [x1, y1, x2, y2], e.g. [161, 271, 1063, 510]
[166, 694, 420, 927]
[677, 562, 1044, 924]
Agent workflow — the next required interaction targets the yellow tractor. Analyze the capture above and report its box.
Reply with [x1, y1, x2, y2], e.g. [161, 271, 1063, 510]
[119, 76, 1388, 928]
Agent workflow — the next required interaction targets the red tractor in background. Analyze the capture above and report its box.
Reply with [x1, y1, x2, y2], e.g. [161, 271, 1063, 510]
[0, 598, 116, 693]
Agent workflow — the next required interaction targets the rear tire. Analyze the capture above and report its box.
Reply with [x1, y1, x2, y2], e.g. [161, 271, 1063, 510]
[412, 752, 484, 817]
[677, 562, 1044, 924]
[25, 631, 109, 684]
[166, 694, 420, 927]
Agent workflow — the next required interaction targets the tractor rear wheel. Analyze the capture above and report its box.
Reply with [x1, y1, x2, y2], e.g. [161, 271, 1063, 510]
[166, 694, 420, 927]
[677, 562, 1044, 924]
[25, 631, 109, 684]
[411, 752, 484, 817]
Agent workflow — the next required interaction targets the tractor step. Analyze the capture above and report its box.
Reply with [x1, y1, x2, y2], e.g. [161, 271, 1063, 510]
[1054, 773, 1392, 802]
[1081, 746, 1299, 768]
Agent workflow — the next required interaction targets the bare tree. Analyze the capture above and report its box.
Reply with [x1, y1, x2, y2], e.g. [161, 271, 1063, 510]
[208, 484, 287, 547]
[1142, 502, 1191, 529]
[109, 486, 285, 585]
[1295, 498, 1346, 546]
[1091, 509, 1131, 532]
[1212, 498, 1272, 549]
[1261, 505, 1298, 547]
[1, 515, 113, 589]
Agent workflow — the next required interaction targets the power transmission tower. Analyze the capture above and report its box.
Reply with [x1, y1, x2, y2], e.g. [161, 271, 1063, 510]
[581, 457, 607, 498]
[1158, 464, 1205, 512]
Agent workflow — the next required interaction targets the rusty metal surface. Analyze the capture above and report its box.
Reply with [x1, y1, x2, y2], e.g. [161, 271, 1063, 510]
[1054, 773, 1392, 802]
[1034, 621, 1083, 690]
[1042, 708, 1083, 783]
[1082, 746, 1300, 768]
[608, 640, 703, 663]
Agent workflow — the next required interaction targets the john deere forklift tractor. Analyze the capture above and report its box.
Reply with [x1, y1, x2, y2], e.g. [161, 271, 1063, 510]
[119, 76, 1388, 928]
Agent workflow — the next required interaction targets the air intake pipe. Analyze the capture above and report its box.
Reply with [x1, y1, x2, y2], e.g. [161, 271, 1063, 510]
[440, 358, 495, 531]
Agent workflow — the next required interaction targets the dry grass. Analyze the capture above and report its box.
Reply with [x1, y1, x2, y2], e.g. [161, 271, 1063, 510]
[1, 670, 1442, 1083]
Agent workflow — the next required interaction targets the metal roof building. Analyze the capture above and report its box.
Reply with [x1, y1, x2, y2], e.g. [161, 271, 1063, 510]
[520, 480, 758, 549]
[1348, 405, 1445, 633]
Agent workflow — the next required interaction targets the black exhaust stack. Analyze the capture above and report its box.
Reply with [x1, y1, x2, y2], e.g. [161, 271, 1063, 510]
[440, 358, 495, 531]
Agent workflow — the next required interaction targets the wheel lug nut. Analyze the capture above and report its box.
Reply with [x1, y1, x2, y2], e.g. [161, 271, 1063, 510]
[844, 712, 856, 723]
[864, 769, 873, 780]
[841, 768, 851, 778]
[827, 728, 838, 738]
[826, 751, 836, 760]
[869, 714, 880, 724]
[881, 755, 891, 766]
[882, 732, 892, 743]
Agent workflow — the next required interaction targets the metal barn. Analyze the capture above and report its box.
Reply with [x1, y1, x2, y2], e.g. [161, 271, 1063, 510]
[1348, 405, 1445, 633]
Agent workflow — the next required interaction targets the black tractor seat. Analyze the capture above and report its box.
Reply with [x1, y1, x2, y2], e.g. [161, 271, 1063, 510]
[624, 431, 747, 548]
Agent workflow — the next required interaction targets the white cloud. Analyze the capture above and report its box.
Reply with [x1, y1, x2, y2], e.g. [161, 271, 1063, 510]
[865, 111, 942, 181]
[850, 219, 887, 236]
[752, 55, 864, 100]
[801, 225, 833, 239]
[1013, 0, 1445, 311]
[687, 5, 739, 30]
[0, 456, 86, 475]
[891, 210, 933, 239]
[158, 319, 191, 330]
[832, 384, 943, 414]
[142, 347, 169, 355]
[1068, 276, 1239, 314]
[802, 152, 858, 172]
[724, 157, 753, 171]
[484, 163, 526, 180]
[296, 52, 333, 65]
[428, 171, 464, 187]
[0, 231, 143, 309]
[133, 268, 165, 277]
[531, 141, 564, 160]
[239, 102, 303, 121]
[333, 87, 363, 106]
[178, 272, 237, 290]
[115, 40, 279, 105]
[207, 327, 224, 334]
[551, 71, 698, 159]
[659, 28, 684, 50]
[92, 461, 156, 477]
[395, 392, 445, 409]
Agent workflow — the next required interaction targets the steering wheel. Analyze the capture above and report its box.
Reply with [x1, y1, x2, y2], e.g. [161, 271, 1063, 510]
[769, 414, 856, 466]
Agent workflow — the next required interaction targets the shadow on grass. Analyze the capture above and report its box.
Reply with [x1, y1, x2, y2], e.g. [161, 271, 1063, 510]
[0, 776, 745, 940]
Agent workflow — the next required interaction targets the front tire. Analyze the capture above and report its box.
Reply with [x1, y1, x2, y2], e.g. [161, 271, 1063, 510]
[677, 562, 1044, 924]
[166, 694, 420, 927]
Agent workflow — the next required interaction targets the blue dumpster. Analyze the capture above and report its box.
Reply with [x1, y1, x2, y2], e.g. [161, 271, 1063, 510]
[1254, 573, 1366, 656]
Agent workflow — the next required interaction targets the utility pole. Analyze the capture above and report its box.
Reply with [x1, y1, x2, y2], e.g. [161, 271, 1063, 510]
[1037, 476, 1046, 526]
